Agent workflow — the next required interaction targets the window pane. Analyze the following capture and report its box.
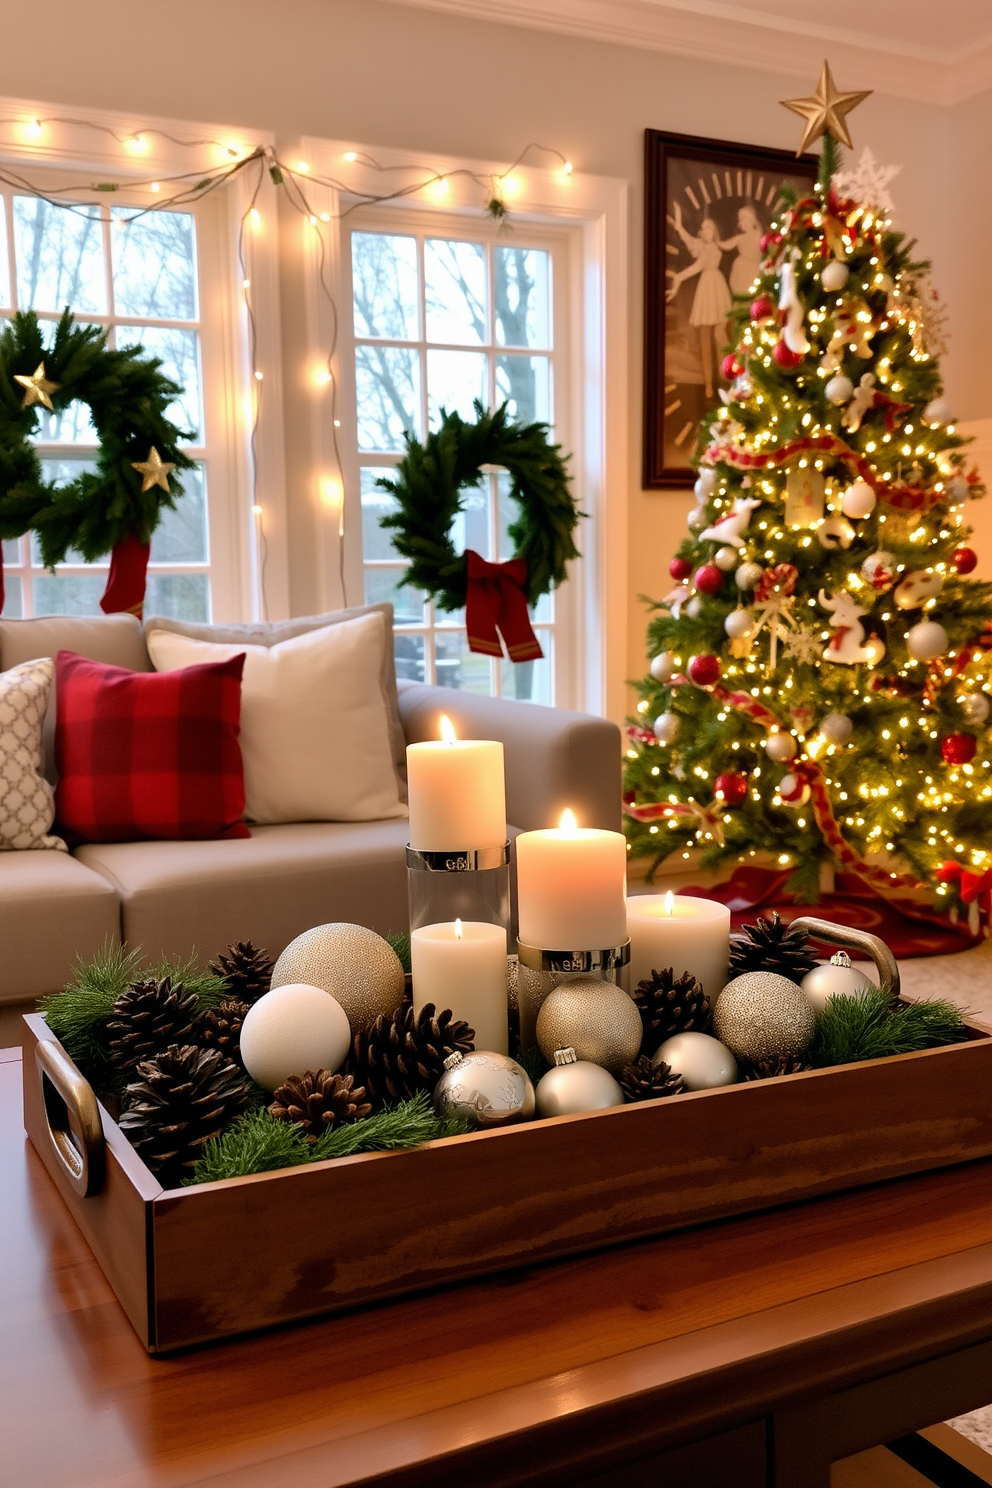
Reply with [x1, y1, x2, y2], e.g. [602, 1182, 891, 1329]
[356, 345, 420, 451]
[363, 566, 426, 624]
[496, 355, 551, 426]
[427, 349, 486, 430]
[360, 466, 401, 561]
[394, 631, 426, 683]
[1, 576, 22, 617]
[14, 197, 107, 315]
[150, 465, 207, 563]
[111, 208, 197, 320]
[145, 573, 210, 621]
[32, 572, 106, 616]
[500, 636, 553, 704]
[435, 631, 492, 694]
[117, 324, 202, 441]
[495, 247, 550, 348]
[450, 474, 491, 560]
[425, 240, 486, 345]
[2, 538, 20, 563]
[0, 197, 8, 306]
[31, 390, 98, 444]
[352, 232, 418, 339]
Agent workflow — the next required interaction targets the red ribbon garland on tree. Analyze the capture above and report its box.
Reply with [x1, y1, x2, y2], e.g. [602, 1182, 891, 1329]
[464, 549, 543, 662]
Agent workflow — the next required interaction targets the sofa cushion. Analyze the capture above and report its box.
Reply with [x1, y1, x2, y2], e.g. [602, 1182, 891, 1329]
[0, 658, 65, 852]
[0, 850, 120, 1002]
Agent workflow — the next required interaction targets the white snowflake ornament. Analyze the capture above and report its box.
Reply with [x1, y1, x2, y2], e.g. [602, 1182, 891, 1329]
[832, 148, 902, 219]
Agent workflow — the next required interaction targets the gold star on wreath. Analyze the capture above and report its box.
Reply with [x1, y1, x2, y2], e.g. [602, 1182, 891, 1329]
[14, 362, 60, 411]
[780, 60, 872, 155]
[130, 446, 176, 493]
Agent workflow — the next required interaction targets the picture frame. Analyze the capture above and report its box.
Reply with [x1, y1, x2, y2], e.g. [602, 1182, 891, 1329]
[643, 129, 818, 488]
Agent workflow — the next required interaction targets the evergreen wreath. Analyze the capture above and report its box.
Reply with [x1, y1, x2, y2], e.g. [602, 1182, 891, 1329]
[377, 400, 581, 613]
[0, 309, 195, 566]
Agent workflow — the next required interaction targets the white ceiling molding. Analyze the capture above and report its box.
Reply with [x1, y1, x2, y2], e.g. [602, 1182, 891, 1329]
[383, 0, 992, 105]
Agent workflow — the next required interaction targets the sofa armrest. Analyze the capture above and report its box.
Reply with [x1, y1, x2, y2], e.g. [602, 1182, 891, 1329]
[397, 682, 621, 832]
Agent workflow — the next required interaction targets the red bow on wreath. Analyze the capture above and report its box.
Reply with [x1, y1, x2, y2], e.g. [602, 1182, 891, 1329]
[465, 549, 543, 663]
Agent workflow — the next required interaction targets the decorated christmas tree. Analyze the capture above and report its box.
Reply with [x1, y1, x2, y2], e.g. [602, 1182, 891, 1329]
[625, 68, 992, 930]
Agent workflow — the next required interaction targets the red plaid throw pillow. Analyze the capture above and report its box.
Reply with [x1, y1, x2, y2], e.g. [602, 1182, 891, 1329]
[54, 650, 250, 842]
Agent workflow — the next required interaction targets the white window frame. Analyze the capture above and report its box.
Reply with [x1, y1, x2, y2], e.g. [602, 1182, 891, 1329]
[299, 139, 628, 720]
[0, 95, 289, 622]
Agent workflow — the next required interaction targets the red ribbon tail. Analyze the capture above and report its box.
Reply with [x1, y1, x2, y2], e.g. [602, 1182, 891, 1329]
[465, 549, 543, 664]
[100, 533, 151, 619]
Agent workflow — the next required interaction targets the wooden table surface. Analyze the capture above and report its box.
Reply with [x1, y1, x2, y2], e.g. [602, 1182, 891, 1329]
[8, 1043, 992, 1488]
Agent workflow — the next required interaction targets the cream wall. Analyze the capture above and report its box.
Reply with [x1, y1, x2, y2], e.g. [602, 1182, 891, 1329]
[1, 0, 985, 712]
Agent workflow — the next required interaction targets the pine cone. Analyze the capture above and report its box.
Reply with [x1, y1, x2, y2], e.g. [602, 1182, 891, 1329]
[620, 1055, 685, 1102]
[351, 1002, 474, 1110]
[208, 940, 274, 1005]
[633, 967, 711, 1050]
[120, 1044, 249, 1187]
[198, 997, 250, 1064]
[728, 912, 819, 981]
[743, 1055, 813, 1081]
[107, 978, 200, 1075]
[270, 1069, 371, 1143]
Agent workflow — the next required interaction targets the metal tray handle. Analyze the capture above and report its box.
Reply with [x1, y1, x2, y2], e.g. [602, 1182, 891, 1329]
[35, 1038, 106, 1197]
[789, 916, 900, 999]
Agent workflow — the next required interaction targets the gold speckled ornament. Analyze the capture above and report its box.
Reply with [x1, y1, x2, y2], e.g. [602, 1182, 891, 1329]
[713, 970, 816, 1064]
[535, 976, 642, 1075]
[271, 923, 405, 1036]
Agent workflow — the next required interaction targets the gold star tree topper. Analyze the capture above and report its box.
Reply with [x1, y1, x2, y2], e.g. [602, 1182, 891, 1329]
[14, 362, 60, 411]
[780, 61, 872, 155]
[131, 446, 175, 493]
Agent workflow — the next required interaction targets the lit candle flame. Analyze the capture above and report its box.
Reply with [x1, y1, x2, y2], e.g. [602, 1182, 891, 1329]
[440, 715, 457, 744]
[559, 808, 578, 833]
[664, 890, 675, 916]
[454, 917, 463, 940]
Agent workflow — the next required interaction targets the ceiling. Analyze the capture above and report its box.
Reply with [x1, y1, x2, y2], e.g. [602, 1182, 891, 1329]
[384, 0, 992, 103]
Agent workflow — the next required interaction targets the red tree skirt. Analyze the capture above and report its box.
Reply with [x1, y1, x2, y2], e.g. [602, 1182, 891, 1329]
[677, 866, 984, 959]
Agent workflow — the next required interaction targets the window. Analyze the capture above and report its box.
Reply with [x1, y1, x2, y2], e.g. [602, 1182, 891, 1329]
[348, 219, 567, 704]
[0, 192, 211, 620]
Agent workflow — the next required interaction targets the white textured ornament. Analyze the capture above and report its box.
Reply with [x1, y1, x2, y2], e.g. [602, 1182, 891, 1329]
[817, 514, 855, 550]
[715, 545, 740, 571]
[821, 260, 850, 292]
[820, 712, 854, 745]
[536, 978, 643, 1076]
[765, 731, 798, 763]
[801, 952, 874, 1014]
[893, 569, 943, 610]
[735, 561, 763, 591]
[271, 922, 405, 1035]
[240, 983, 352, 1091]
[825, 374, 854, 405]
[906, 620, 948, 661]
[694, 468, 718, 500]
[841, 479, 877, 519]
[724, 608, 754, 640]
[713, 971, 816, 1064]
[653, 711, 680, 744]
[923, 398, 952, 427]
[535, 1047, 625, 1117]
[653, 1031, 737, 1091]
[861, 551, 897, 589]
[946, 475, 970, 506]
[650, 651, 676, 683]
[960, 691, 991, 725]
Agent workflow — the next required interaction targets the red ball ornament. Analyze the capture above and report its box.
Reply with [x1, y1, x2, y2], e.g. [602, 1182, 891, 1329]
[942, 733, 977, 765]
[720, 353, 742, 380]
[953, 547, 978, 575]
[688, 653, 721, 687]
[694, 564, 724, 596]
[714, 771, 748, 806]
[773, 337, 803, 370]
[669, 557, 693, 580]
[750, 294, 774, 321]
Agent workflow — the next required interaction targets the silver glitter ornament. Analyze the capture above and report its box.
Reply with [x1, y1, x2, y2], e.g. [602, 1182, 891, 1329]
[433, 1050, 535, 1128]
[271, 923, 405, 1036]
[536, 977, 643, 1075]
[713, 970, 816, 1064]
[801, 952, 874, 1014]
[535, 1047, 625, 1117]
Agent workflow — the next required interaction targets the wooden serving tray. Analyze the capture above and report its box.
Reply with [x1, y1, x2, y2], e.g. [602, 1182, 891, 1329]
[20, 999, 992, 1354]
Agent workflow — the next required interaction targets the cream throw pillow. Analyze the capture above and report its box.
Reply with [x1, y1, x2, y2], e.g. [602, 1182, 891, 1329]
[0, 657, 67, 851]
[146, 614, 407, 825]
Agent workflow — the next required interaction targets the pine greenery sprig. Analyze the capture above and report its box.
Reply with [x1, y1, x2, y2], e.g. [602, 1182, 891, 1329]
[187, 1091, 472, 1184]
[386, 931, 412, 975]
[812, 990, 967, 1068]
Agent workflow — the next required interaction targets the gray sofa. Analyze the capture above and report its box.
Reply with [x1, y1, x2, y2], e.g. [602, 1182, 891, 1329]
[0, 611, 621, 1003]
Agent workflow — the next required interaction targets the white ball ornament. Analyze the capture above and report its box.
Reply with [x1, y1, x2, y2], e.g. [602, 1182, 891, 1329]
[960, 692, 991, 725]
[650, 650, 676, 683]
[825, 374, 854, 405]
[715, 545, 739, 571]
[240, 984, 352, 1092]
[694, 467, 718, 500]
[765, 731, 798, 763]
[821, 259, 850, 292]
[535, 1048, 625, 1117]
[820, 712, 854, 745]
[654, 1031, 738, 1091]
[724, 608, 754, 640]
[735, 561, 763, 590]
[906, 620, 948, 662]
[861, 551, 897, 589]
[946, 475, 970, 506]
[801, 953, 874, 1014]
[653, 712, 680, 744]
[841, 479, 877, 519]
[271, 923, 405, 1035]
[924, 398, 952, 427]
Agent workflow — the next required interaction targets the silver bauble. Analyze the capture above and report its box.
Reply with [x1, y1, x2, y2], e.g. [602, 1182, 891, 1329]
[433, 1050, 535, 1128]
[271, 923, 405, 1035]
[650, 650, 676, 682]
[820, 712, 854, 746]
[825, 374, 854, 405]
[946, 475, 970, 506]
[821, 259, 850, 292]
[735, 561, 763, 590]
[801, 952, 874, 1014]
[906, 620, 948, 662]
[841, 479, 876, 519]
[535, 1047, 624, 1117]
[960, 691, 992, 725]
[724, 608, 754, 640]
[715, 545, 739, 571]
[861, 551, 897, 588]
[653, 1031, 737, 1091]
[924, 397, 952, 427]
[536, 977, 643, 1076]
[765, 731, 797, 763]
[653, 711, 680, 744]
[713, 971, 816, 1064]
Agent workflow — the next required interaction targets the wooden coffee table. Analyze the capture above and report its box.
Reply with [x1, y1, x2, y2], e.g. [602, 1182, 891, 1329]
[6, 1039, 992, 1488]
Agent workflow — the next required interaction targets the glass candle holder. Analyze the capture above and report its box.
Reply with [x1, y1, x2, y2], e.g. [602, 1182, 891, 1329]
[406, 844, 511, 935]
[515, 939, 631, 1051]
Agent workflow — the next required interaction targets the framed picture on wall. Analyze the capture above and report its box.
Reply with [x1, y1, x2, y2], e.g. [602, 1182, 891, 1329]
[643, 129, 818, 488]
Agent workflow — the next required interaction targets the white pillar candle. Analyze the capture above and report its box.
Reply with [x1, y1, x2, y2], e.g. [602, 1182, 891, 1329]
[516, 810, 628, 950]
[411, 918, 509, 1054]
[407, 715, 506, 850]
[627, 893, 731, 1005]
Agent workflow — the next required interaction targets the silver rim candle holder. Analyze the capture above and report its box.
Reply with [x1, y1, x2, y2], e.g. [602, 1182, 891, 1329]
[406, 843, 511, 936]
[515, 939, 631, 1049]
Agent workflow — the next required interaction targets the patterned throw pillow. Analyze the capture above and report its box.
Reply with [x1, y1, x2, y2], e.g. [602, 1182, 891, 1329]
[0, 658, 67, 852]
[54, 650, 250, 843]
